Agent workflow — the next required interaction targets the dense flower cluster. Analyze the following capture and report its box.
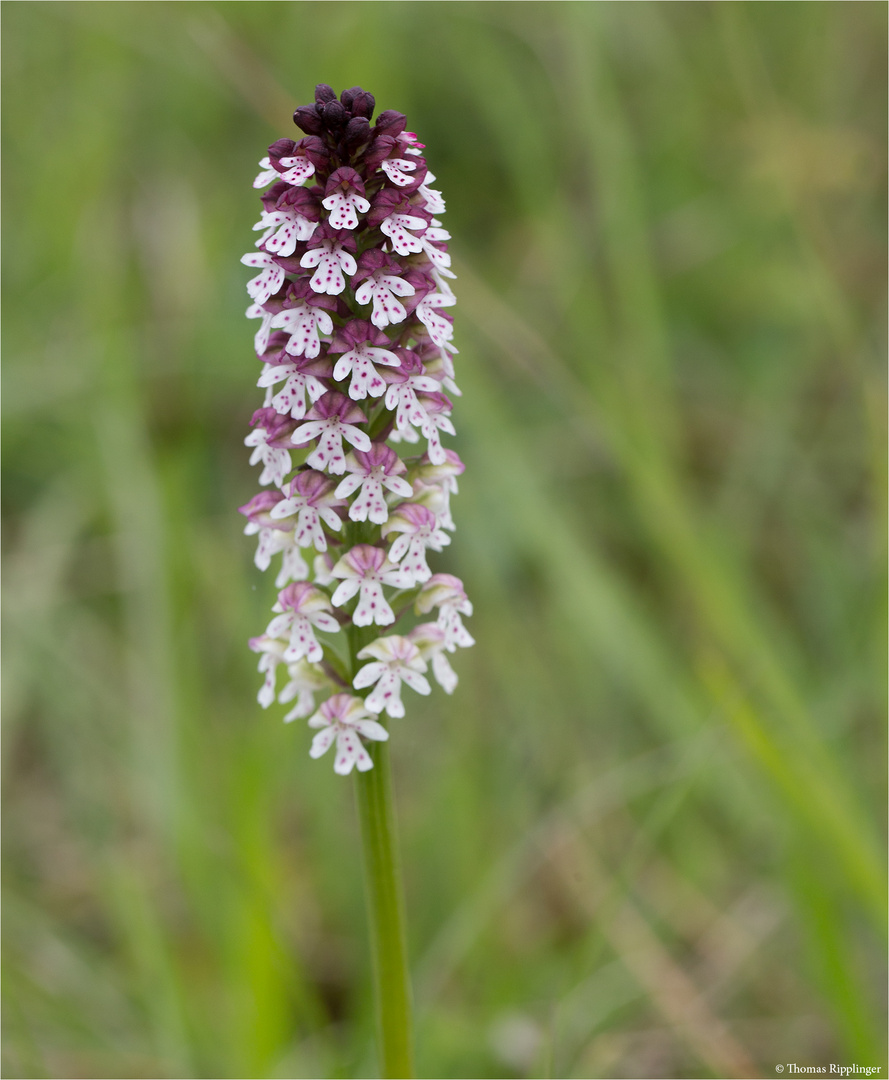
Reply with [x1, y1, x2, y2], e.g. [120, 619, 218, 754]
[241, 85, 473, 775]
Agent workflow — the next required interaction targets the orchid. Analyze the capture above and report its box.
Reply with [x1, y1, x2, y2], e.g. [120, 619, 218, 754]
[240, 83, 475, 1079]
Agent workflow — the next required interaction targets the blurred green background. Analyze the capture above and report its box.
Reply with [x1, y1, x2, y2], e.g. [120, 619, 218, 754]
[2, 3, 886, 1078]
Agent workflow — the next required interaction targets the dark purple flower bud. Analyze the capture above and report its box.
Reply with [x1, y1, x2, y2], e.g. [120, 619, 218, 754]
[315, 84, 337, 104]
[321, 99, 348, 131]
[374, 110, 407, 138]
[343, 116, 372, 153]
[293, 105, 323, 135]
[352, 90, 375, 119]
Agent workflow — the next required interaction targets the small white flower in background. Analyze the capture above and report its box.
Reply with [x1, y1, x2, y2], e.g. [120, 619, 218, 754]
[241, 85, 473, 773]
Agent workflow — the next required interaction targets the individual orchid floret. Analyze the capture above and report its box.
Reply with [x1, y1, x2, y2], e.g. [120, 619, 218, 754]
[239, 489, 304, 574]
[384, 352, 440, 434]
[257, 205, 318, 256]
[266, 138, 319, 185]
[300, 231, 358, 295]
[414, 291, 456, 350]
[414, 392, 456, 465]
[258, 350, 331, 419]
[353, 635, 431, 717]
[353, 251, 416, 329]
[382, 504, 450, 585]
[334, 444, 413, 524]
[330, 544, 413, 626]
[280, 658, 332, 722]
[417, 170, 446, 215]
[269, 286, 335, 359]
[322, 168, 371, 230]
[241, 251, 285, 304]
[409, 450, 465, 531]
[264, 581, 340, 663]
[380, 155, 424, 188]
[307, 693, 389, 775]
[407, 623, 458, 694]
[245, 408, 298, 487]
[269, 469, 345, 551]
[253, 156, 278, 189]
[415, 573, 475, 649]
[249, 634, 288, 708]
[328, 320, 401, 400]
[291, 391, 372, 474]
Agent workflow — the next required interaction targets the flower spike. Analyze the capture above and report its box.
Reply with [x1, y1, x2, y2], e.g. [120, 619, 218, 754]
[241, 85, 473, 773]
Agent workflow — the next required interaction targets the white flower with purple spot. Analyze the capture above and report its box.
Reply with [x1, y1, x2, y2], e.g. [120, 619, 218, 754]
[300, 238, 358, 296]
[241, 252, 285, 304]
[328, 320, 402, 400]
[334, 444, 413, 525]
[354, 635, 431, 718]
[416, 573, 475, 650]
[307, 694, 389, 775]
[380, 211, 428, 256]
[269, 469, 344, 552]
[264, 581, 340, 663]
[258, 353, 330, 420]
[270, 300, 334, 360]
[291, 392, 372, 475]
[382, 503, 450, 585]
[380, 157, 422, 188]
[354, 270, 415, 329]
[245, 409, 296, 488]
[330, 544, 413, 627]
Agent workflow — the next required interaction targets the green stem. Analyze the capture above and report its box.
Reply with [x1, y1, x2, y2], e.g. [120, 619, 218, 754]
[354, 737, 415, 1078]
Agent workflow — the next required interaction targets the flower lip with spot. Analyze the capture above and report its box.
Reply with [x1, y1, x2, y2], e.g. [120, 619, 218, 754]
[307, 693, 389, 774]
[330, 544, 415, 626]
[300, 226, 358, 296]
[268, 469, 346, 551]
[290, 391, 372, 474]
[241, 251, 286, 305]
[334, 443, 413, 524]
[327, 319, 402, 400]
[415, 573, 474, 650]
[322, 167, 371, 231]
[257, 350, 332, 419]
[353, 634, 431, 717]
[265, 580, 341, 663]
[382, 503, 450, 584]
